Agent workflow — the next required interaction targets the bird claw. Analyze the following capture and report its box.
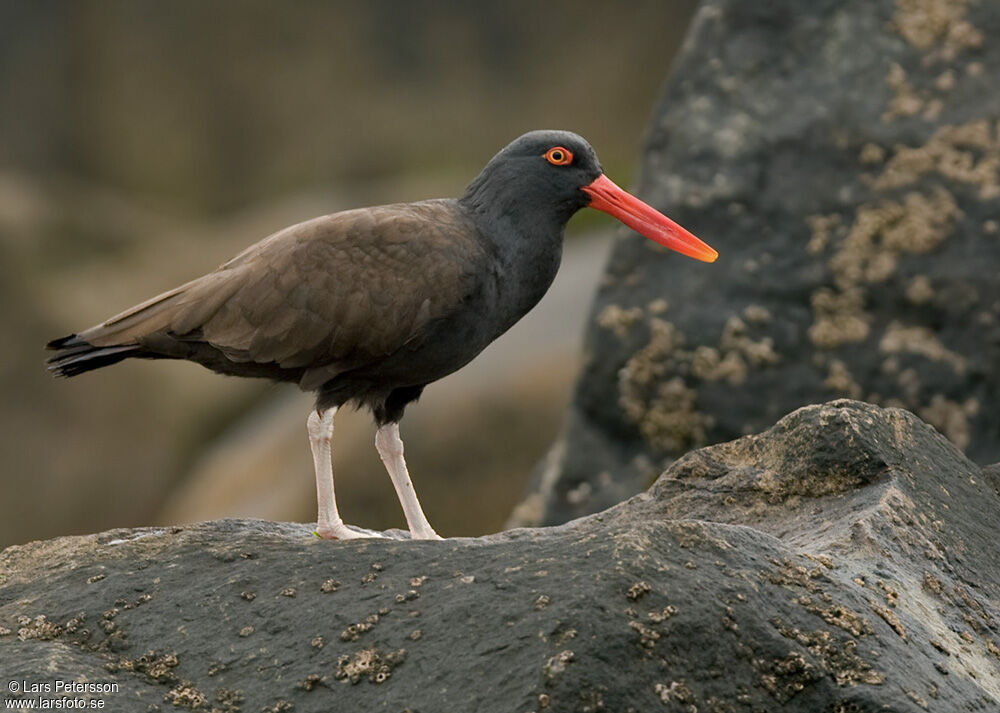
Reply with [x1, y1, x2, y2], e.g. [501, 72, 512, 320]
[410, 529, 444, 541]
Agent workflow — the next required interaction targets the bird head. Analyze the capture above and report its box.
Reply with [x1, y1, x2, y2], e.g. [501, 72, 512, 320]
[462, 130, 717, 263]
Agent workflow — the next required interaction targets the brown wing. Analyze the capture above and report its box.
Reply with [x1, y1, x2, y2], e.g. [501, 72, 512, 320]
[79, 199, 488, 388]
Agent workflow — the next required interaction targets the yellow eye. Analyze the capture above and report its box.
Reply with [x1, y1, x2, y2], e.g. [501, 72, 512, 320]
[544, 146, 573, 166]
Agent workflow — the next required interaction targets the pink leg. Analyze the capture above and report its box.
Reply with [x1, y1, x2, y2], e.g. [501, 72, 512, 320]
[307, 408, 379, 540]
[375, 422, 442, 540]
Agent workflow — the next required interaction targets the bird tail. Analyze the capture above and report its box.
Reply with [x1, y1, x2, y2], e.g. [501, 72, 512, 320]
[45, 268, 245, 378]
[43, 284, 188, 378]
[45, 334, 143, 378]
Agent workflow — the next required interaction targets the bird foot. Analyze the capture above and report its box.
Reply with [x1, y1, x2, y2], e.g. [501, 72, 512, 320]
[314, 521, 384, 540]
[410, 528, 444, 541]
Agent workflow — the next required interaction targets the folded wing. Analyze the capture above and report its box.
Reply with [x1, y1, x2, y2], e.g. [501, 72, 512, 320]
[66, 200, 487, 387]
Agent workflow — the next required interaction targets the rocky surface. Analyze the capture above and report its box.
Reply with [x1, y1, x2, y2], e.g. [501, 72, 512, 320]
[3, 400, 1000, 711]
[518, 0, 1000, 528]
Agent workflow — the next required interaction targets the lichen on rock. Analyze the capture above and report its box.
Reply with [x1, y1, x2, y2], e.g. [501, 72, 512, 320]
[531, 0, 1000, 528]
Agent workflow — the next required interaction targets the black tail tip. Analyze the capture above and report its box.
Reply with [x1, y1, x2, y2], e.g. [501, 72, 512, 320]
[46, 334, 86, 351]
[45, 335, 139, 378]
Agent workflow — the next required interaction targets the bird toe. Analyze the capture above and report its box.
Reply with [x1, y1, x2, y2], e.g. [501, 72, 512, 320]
[410, 529, 444, 541]
[315, 522, 383, 540]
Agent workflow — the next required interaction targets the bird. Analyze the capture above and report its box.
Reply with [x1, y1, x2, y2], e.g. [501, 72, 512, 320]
[46, 130, 717, 541]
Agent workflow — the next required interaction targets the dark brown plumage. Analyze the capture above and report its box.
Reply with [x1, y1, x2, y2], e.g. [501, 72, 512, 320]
[47, 130, 717, 540]
[51, 201, 493, 419]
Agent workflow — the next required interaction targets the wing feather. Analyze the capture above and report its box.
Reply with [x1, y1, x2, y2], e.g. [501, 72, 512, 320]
[76, 200, 487, 386]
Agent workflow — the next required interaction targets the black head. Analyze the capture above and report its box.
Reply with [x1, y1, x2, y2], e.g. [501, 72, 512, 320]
[461, 130, 719, 263]
[460, 130, 603, 227]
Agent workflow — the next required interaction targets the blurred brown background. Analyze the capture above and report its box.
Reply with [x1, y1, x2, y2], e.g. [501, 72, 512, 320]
[0, 0, 696, 548]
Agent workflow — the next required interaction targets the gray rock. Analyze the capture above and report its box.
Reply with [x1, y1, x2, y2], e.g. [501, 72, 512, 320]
[3, 400, 1000, 711]
[522, 0, 1000, 527]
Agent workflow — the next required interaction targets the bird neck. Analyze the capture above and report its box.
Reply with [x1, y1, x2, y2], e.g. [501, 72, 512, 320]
[458, 190, 566, 332]
[458, 183, 567, 273]
[458, 170, 574, 257]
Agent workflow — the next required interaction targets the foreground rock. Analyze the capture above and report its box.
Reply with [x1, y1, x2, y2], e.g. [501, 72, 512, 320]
[524, 0, 1000, 527]
[3, 401, 999, 711]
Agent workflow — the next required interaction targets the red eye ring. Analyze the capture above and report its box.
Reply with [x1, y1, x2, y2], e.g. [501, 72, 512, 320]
[544, 146, 573, 166]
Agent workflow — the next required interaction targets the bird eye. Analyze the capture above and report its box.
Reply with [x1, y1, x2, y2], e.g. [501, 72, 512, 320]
[544, 147, 573, 166]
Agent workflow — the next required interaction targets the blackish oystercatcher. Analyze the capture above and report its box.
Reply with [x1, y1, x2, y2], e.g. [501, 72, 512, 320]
[47, 130, 717, 540]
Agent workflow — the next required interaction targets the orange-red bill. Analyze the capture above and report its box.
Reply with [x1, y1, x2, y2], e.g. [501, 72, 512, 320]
[581, 174, 718, 263]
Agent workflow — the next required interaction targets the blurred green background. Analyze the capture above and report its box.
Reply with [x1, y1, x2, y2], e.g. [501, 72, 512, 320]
[0, 0, 696, 548]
